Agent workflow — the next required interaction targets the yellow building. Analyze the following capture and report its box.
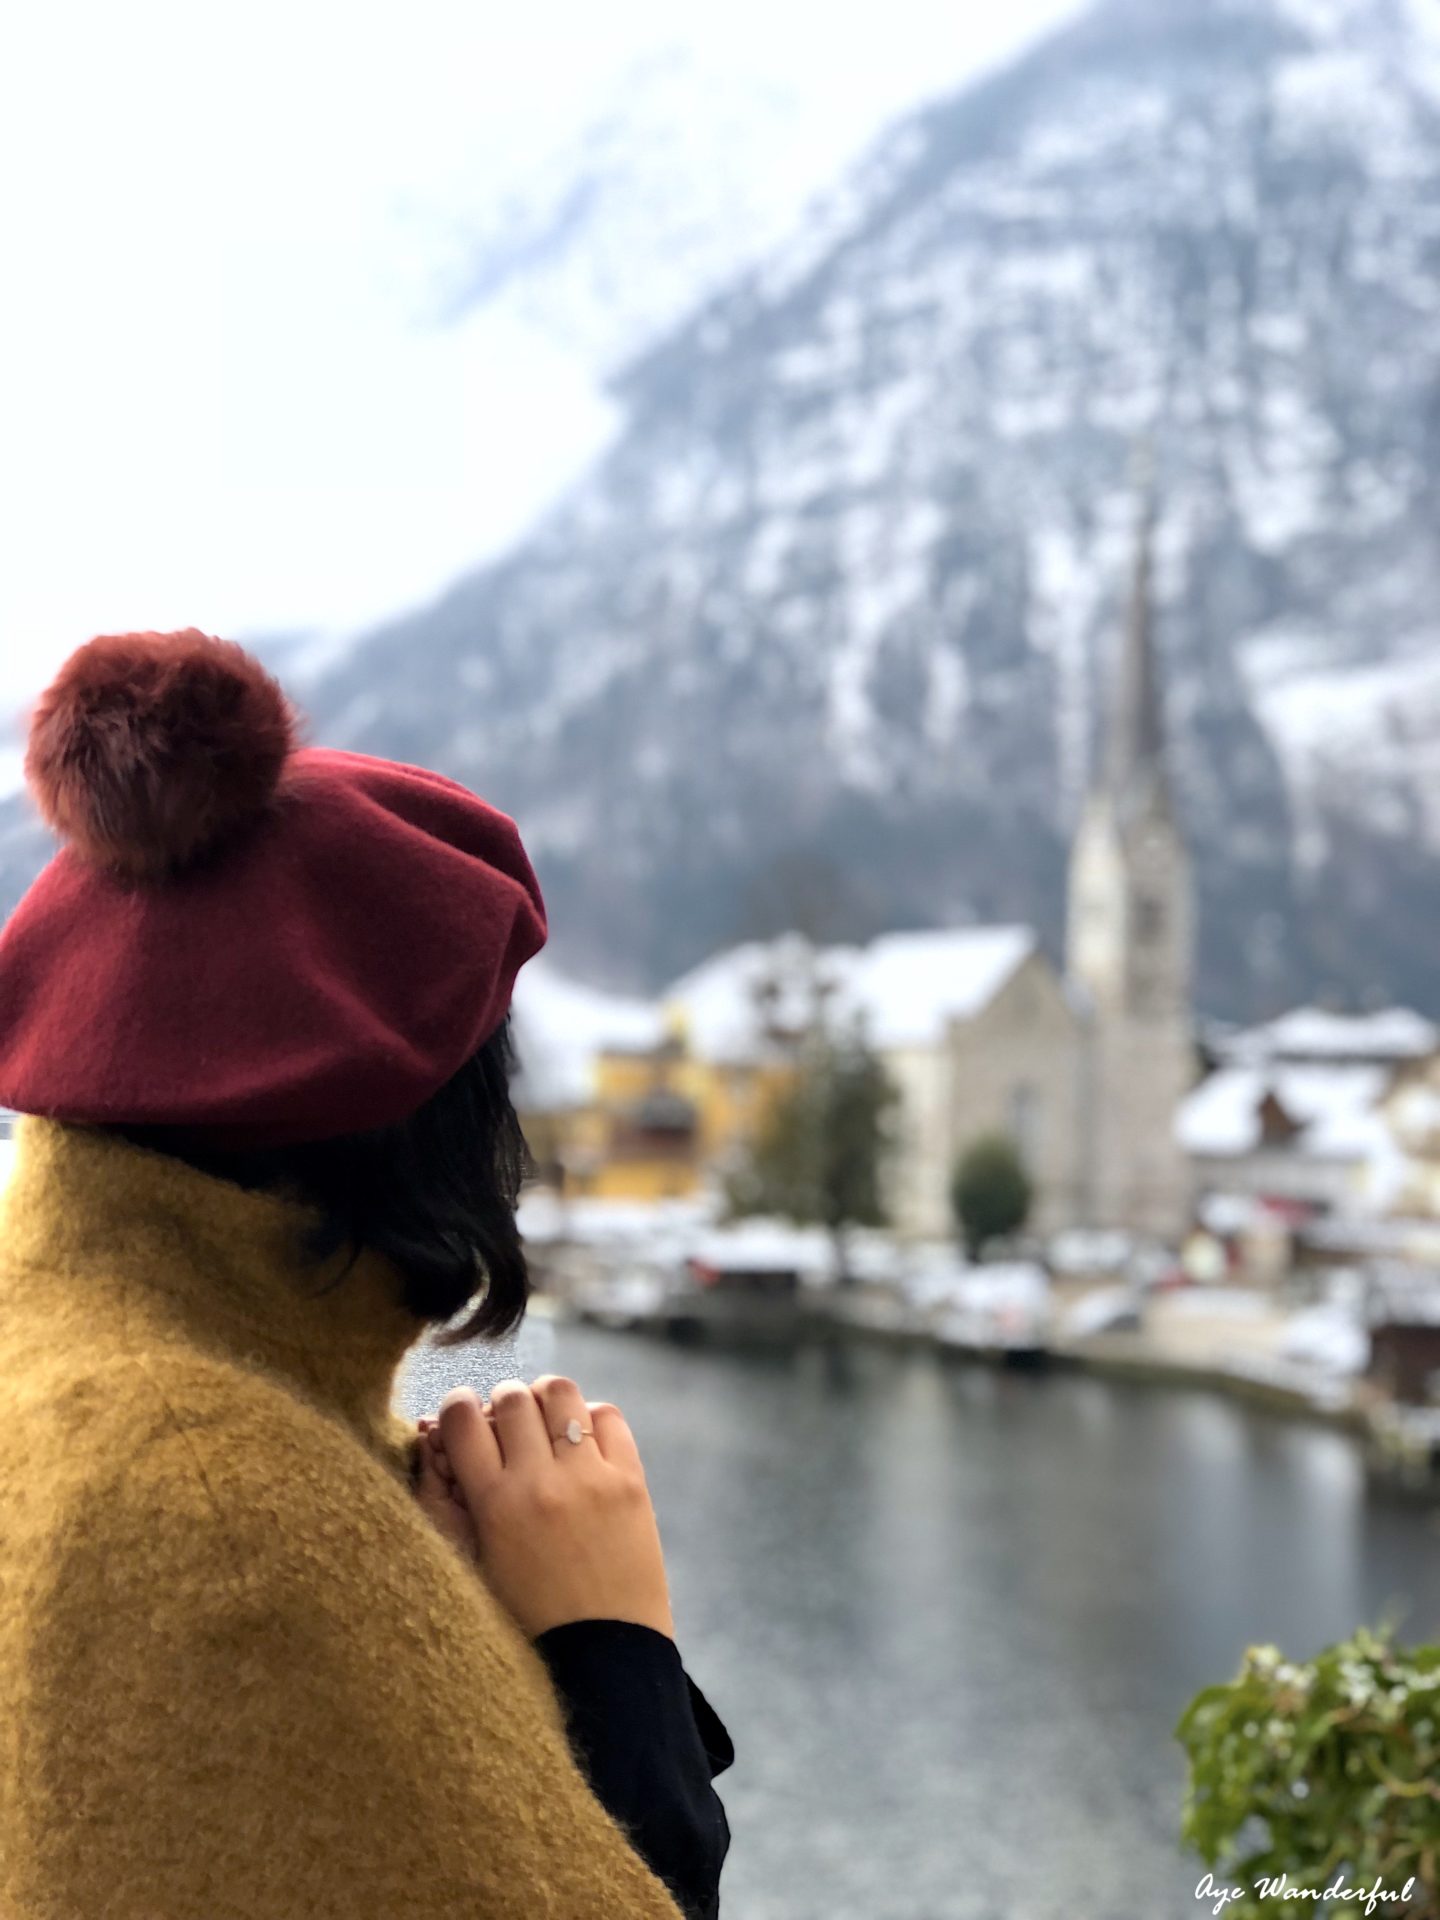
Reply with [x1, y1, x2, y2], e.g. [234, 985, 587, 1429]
[520, 1003, 797, 1203]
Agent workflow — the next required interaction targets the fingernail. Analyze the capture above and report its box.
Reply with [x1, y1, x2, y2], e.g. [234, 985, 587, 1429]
[438, 1386, 482, 1418]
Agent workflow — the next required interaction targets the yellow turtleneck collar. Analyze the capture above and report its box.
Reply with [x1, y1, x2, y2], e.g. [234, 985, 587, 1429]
[0, 1114, 431, 1482]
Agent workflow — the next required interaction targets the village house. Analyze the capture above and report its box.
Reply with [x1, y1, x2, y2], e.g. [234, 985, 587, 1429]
[510, 957, 796, 1204]
[659, 924, 1085, 1238]
[513, 926, 1086, 1231]
[1176, 1007, 1438, 1217]
[513, 506, 1201, 1245]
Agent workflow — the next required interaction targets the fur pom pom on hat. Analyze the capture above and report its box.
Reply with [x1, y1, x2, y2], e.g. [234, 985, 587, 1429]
[0, 629, 548, 1145]
[23, 629, 299, 881]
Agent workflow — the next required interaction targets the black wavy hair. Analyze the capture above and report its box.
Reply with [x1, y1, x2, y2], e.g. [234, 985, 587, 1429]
[108, 1014, 532, 1345]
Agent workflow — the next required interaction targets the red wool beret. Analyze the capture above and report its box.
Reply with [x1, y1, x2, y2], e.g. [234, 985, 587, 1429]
[0, 629, 547, 1146]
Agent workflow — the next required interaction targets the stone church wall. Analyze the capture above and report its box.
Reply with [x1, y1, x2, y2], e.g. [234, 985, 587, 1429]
[882, 951, 1085, 1240]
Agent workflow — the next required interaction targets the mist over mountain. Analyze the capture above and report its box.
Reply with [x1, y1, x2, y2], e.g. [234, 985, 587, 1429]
[4, 0, 1438, 1022]
[422, 17, 1081, 376]
[426, 48, 819, 376]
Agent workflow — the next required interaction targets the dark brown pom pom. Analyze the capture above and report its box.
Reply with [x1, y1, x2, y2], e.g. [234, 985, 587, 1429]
[23, 629, 299, 879]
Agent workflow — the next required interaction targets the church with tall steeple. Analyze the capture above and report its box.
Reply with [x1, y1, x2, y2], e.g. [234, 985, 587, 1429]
[1065, 494, 1196, 1239]
[855, 485, 1199, 1244]
[512, 488, 1200, 1246]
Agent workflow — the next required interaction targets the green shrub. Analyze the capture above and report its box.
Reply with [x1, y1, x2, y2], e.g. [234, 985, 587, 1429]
[949, 1132, 1032, 1259]
[1177, 1630, 1440, 1915]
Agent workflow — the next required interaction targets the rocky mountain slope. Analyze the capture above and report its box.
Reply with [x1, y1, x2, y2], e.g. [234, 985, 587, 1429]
[6, 0, 1439, 1021]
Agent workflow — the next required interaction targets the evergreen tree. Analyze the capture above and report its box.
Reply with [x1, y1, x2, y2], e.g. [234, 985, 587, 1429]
[950, 1133, 1033, 1261]
[727, 1020, 897, 1281]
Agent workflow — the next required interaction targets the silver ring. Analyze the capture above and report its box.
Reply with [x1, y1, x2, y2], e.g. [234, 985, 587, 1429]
[556, 1418, 595, 1447]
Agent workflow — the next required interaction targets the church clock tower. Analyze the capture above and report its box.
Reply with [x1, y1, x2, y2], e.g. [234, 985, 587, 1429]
[1065, 496, 1195, 1240]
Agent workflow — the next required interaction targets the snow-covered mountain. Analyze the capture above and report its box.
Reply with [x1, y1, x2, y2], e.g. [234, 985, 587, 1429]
[424, 48, 818, 376]
[4, 0, 1438, 1022]
[288, 0, 1440, 1018]
[420, 21, 1082, 377]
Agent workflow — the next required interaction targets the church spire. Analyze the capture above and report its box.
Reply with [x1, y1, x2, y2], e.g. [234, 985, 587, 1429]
[1065, 459, 1196, 1240]
[1103, 479, 1171, 828]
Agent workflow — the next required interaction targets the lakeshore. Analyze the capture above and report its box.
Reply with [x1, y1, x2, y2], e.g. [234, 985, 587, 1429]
[527, 1247, 1440, 1495]
[399, 1310, 1440, 1920]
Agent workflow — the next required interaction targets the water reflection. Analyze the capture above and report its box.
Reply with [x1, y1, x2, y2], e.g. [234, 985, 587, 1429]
[396, 1325, 1440, 1920]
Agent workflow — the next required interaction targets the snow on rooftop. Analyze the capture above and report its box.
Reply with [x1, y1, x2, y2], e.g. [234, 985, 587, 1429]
[512, 924, 1039, 1107]
[1177, 1067, 1267, 1157]
[662, 924, 1037, 1060]
[844, 926, 1036, 1049]
[516, 1188, 716, 1249]
[1177, 1063, 1389, 1159]
[510, 958, 666, 1110]
[686, 1219, 836, 1275]
[1219, 1005, 1437, 1066]
[1366, 1263, 1440, 1327]
[662, 933, 854, 1064]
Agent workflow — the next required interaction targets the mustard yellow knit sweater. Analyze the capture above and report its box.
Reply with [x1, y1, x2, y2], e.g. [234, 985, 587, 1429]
[0, 1116, 685, 1919]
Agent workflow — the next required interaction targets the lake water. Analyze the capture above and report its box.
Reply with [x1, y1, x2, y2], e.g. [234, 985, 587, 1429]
[397, 1317, 1440, 1920]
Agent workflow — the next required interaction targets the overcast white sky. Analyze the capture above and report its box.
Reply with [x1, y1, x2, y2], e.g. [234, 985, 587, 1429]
[0, 0, 1077, 725]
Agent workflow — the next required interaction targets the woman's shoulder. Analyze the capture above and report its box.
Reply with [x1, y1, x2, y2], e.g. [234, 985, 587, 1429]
[131, 1341, 376, 1454]
[3, 1352, 687, 1918]
[4, 1333, 411, 1582]
[0, 1334, 320, 1538]
[39, 1341, 387, 1514]
[71, 1345, 547, 1677]
[118, 1345, 423, 1545]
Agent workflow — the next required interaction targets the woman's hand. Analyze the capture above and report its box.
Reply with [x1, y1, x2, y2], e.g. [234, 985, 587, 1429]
[423, 1375, 676, 1643]
[413, 1416, 482, 1565]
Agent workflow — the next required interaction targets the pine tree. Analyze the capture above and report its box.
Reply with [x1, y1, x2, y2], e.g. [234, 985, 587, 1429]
[727, 1019, 897, 1281]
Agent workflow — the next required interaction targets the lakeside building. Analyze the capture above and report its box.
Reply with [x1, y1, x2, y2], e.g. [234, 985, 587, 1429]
[502, 491, 1440, 1264]
[1064, 494, 1195, 1240]
[665, 924, 1084, 1238]
[514, 508, 1200, 1243]
[509, 960, 795, 1204]
[1177, 1007, 1440, 1218]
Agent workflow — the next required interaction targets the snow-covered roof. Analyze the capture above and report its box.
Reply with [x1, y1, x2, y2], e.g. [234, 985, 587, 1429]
[516, 1188, 716, 1248]
[511, 923, 1040, 1095]
[1197, 1190, 1263, 1235]
[662, 925, 1036, 1061]
[1218, 1005, 1437, 1067]
[685, 1220, 835, 1276]
[1276, 1306, 1369, 1380]
[509, 958, 667, 1110]
[1366, 1265, 1440, 1328]
[1177, 1068, 1266, 1156]
[843, 926, 1036, 1049]
[1305, 1218, 1440, 1259]
[661, 934, 853, 1064]
[1176, 1063, 1389, 1159]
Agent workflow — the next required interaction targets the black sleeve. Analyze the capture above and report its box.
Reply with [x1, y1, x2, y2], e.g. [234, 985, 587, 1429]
[533, 1618, 734, 1920]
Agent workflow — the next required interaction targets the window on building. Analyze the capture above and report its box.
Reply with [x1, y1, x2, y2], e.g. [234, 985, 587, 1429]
[1134, 893, 1165, 942]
